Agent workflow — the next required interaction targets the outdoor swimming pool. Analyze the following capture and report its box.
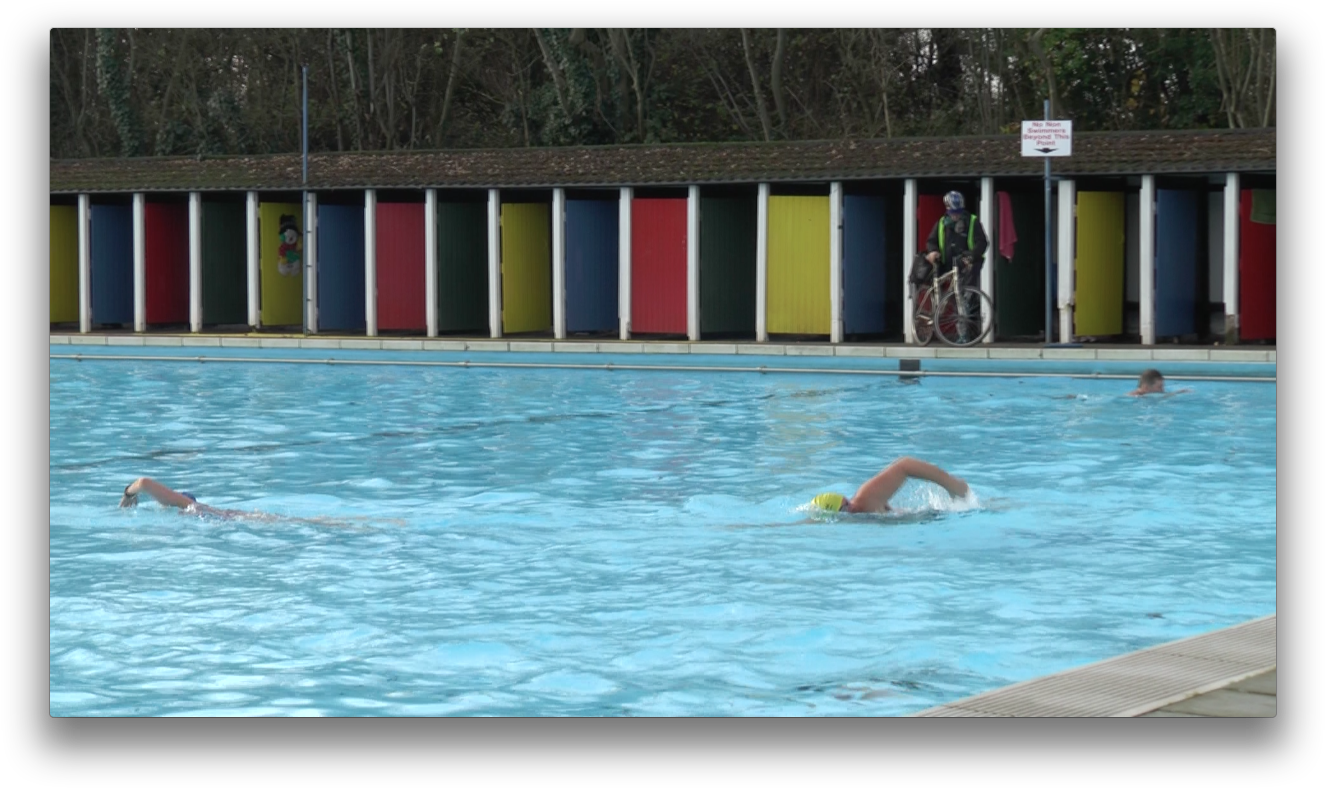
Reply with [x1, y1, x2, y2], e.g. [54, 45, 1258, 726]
[49, 357, 1277, 716]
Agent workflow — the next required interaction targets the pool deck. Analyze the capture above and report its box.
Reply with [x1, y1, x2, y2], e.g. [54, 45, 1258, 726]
[913, 615, 1276, 717]
[47, 332, 1277, 363]
[48, 333, 1276, 384]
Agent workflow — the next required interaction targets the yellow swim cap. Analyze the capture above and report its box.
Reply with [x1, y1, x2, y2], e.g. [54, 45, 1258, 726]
[811, 493, 847, 512]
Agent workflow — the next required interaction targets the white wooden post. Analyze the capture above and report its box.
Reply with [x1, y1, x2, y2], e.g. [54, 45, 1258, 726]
[77, 194, 91, 333]
[903, 179, 917, 344]
[189, 192, 202, 332]
[246, 191, 260, 329]
[1223, 172, 1241, 343]
[619, 186, 632, 340]
[364, 189, 377, 337]
[132, 192, 145, 332]
[425, 189, 437, 337]
[305, 191, 318, 334]
[552, 187, 566, 339]
[829, 181, 843, 344]
[1139, 175, 1156, 345]
[1056, 179, 1076, 344]
[488, 188, 502, 338]
[756, 183, 770, 342]
[980, 176, 995, 343]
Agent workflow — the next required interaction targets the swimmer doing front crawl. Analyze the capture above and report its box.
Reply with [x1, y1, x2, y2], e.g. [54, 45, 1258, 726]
[809, 456, 970, 514]
[119, 477, 398, 527]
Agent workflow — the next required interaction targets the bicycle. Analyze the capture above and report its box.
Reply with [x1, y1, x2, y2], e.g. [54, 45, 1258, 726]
[910, 254, 994, 347]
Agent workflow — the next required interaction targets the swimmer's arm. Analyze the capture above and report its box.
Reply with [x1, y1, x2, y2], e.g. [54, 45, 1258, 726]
[851, 457, 969, 512]
[897, 457, 970, 499]
[120, 477, 195, 510]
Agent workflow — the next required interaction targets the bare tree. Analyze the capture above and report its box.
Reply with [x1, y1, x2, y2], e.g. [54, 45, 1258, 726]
[1210, 28, 1275, 127]
[740, 29, 773, 141]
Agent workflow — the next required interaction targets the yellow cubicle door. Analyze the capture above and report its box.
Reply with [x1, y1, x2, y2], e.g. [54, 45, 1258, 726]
[1073, 191, 1125, 337]
[767, 196, 830, 335]
[259, 202, 303, 327]
[50, 205, 79, 323]
[500, 203, 552, 334]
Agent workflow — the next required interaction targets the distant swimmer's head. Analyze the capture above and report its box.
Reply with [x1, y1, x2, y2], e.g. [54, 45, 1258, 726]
[810, 493, 849, 513]
[1135, 368, 1166, 394]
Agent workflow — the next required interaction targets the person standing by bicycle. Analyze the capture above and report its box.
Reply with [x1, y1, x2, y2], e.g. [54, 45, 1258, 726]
[923, 191, 989, 288]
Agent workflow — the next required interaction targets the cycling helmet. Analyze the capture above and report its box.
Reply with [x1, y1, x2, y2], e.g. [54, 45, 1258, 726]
[943, 191, 965, 211]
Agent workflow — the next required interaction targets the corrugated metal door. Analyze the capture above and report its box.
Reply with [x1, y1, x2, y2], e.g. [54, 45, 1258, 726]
[842, 194, 888, 335]
[565, 198, 619, 333]
[317, 203, 366, 332]
[699, 196, 756, 335]
[1154, 189, 1199, 338]
[375, 201, 426, 331]
[1073, 191, 1125, 336]
[630, 198, 687, 334]
[501, 202, 552, 334]
[50, 205, 79, 323]
[436, 200, 488, 333]
[768, 196, 830, 335]
[259, 201, 304, 326]
[144, 202, 189, 325]
[201, 201, 247, 325]
[90, 204, 133, 325]
[1239, 189, 1275, 341]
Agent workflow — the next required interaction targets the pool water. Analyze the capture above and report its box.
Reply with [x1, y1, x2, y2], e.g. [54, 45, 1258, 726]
[49, 360, 1277, 716]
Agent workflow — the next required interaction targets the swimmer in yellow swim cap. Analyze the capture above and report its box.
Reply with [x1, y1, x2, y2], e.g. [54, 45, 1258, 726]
[810, 457, 970, 514]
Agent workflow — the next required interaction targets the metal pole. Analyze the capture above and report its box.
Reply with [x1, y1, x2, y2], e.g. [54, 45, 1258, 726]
[302, 64, 309, 335]
[1044, 99, 1052, 344]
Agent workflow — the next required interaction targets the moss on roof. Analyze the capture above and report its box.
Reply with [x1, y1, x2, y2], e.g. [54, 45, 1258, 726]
[49, 128, 1275, 194]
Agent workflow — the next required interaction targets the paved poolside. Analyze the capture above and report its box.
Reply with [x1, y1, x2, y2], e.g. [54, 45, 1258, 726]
[913, 615, 1276, 717]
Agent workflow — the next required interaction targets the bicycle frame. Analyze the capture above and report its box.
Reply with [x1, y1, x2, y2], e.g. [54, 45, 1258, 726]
[911, 257, 991, 345]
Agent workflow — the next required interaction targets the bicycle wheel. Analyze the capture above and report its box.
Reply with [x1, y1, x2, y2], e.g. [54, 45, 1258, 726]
[912, 285, 936, 345]
[934, 286, 993, 347]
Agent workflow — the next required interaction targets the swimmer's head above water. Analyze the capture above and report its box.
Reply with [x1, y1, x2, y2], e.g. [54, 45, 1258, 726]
[810, 492, 851, 513]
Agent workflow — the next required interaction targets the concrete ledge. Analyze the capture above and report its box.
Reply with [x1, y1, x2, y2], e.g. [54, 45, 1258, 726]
[786, 345, 835, 357]
[381, 339, 424, 351]
[737, 345, 786, 356]
[220, 337, 261, 348]
[690, 343, 739, 355]
[1211, 349, 1269, 362]
[643, 343, 690, 354]
[181, 336, 222, 347]
[466, 341, 509, 352]
[143, 336, 183, 347]
[259, 338, 301, 349]
[936, 347, 988, 359]
[299, 339, 341, 350]
[1153, 348, 1211, 361]
[426, 341, 469, 352]
[106, 336, 145, 346]
[835, 346, 889, 358]
[509, 341, 553, 353]
[1096, 349, 1153, 361]
[884, 347, 939, 359]
[988, 348, 1042, 359]
[1043, 348, 1096, 360]
[553, 342, 601, 353]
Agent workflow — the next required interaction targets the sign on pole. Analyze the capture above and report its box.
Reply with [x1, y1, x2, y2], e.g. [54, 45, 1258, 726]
[1022, 110, 1072, 345]
[1021, 120, 1073, 157]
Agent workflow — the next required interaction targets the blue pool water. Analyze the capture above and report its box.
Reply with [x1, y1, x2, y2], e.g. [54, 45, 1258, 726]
[49, 359, 1277, 716]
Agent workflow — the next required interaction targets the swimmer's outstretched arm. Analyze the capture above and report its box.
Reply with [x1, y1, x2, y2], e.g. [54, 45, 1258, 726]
[120, 477, 195, 510]
[850, 457, 970, 513]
